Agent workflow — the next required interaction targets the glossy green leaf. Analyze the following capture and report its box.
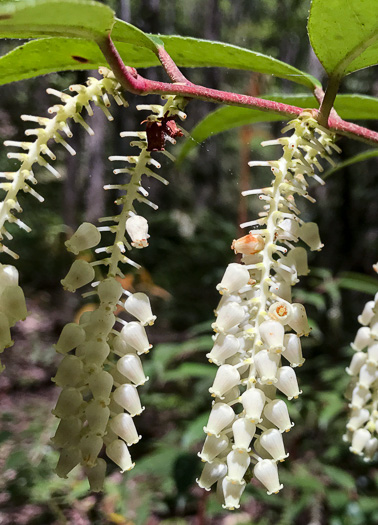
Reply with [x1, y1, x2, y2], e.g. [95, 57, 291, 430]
[323, 149, 378, 180]
[178, 94, 378, 161]
[0, 0, 114, 40]
[337, 272, 378, 295]
[308, 0, 378, 76]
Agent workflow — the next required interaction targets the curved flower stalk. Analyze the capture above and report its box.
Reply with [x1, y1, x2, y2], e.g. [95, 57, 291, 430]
[344, 264, 378, 461]
[52, 95, 187, 489]
[197, 111, 339, 510]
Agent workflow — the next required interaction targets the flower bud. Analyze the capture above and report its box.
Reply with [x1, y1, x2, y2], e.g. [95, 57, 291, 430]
[51, 417, 82, 448]
[198, 434, 229, 463]
[85, 401, 110, 435]
[283, 333, 305, 367]
[65, 222, 101, 254]
[106, 439, 135, 472]
[203, 402, 235, 437]
[216, 263, 251, 295]
[112, 334, 136, 356]
[82, 341, 110, 366]
[226, 450, 250, 483]
[196, 459, 227, 490]
[358, 300, 376, 326]
[260, 429, 288, 462]
[0, 285, 27, 326]
[209, 364, 240, 399]
[85, 308, 115, 338]
[55, 448, 81, 478]
[80, 433, 103, 467]
[254, 350, 280, 384]
[88, 371, 113, 403]
[259, 319, 285, 352]
[254, 459, 283, 495]
[117, 353, 148, 386]
[206, 334, 240, 365]
[240, 388, 265, 423]
[86, 458, 106, 492]
[120, 322, 152, 354]
[222, 478, 246, 510]
[275, 366, 302, 400]
[263, 399, 293, 432]
[126, 215, 149, 248]
[287, 303, 310, 336]
[349, 428, 371, 456]
[212, 302, 246, 333]
[98, 278, 123, 305]
[54, 323, 86, 354]
[232, 418, 256, 451]
[52, 387, 83, 418]
[124, 293, 156, 326]
[112, 384, 144, 417]
[52, 355, 83, 387]
[61, 259, 95, 292]
[110, 413, 141, 446]
[346, 352, 367, 376]
[298, 221, 323, 251]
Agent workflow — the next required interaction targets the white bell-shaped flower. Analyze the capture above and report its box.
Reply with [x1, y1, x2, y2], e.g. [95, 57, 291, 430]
[52, 355, 83, 387]
[55, 448, 81, 479]
[254, 437, 272, 460]
[85, 402, 110, 435]
[275, 366, 302, 400]
[206, 334, 240, 365]
[254, 459, 283, 495]
[358, 363, 377, 389]
[287, 303, 310, 336]
[349, 428, 371, 455]
[370, 314, 378, 338]
[197, 459, 228, 492]
[112, 384, 144, 417]
[269, 279, 292, 302]
[86, 458, 107, 492]
[218, 386, 240, 405]
[350, 385, 371, 409]
[85, 308, 115, 339]
[203, 402, 235, 437]
[364, 437, 378, 461]
[212, 302, 246, 333]
[254, 350, 280, 384]
[226, 450, 250, 483]
[282, 333, 305, 367]
[221, 478, 246, 510]
[214, 293, 242, 315]
[88, 371, 113, 403]
[346, 351, 367, 376]
[52, 387, 83, 418]
[98, 278, 123, 305]
[358, 300, 376, 326]
[106, 439, 135, 472]
[61, 259, 95, 292]
[346, 408, 370, 431]
[117, 353, 148, 386]
[298, 221, 323, 251]
[110, 413, 141, 446]
[0, 264, 19, 294]
[277, 218, 299, 241]
[126, 215, 150, 248]
[209, 364, 240, 399]
[216, 263, 251, 295]
[268, 302, 292, 325]
[0, 312, 12, 349]
[285, 247, 309, 276]
[65, 222, 101, 254]
[198, 434, 229, 463]
[232, 418, 256, 451]
[260, 429, 288, 462]
[120, 322, 152, 354]
[259, 319, 285, 352]
[124, 293, 156, 326]
[112, 334, 136, 356]
[367, 343, 378, 366]
[82, 341, 110, 366]
[264, 399, 294, 432]
[54, 323, 86, 354]
[0, 285, 27, 326]
[51, 417, 82, 448]
[240, 387, 266, 422]
[80, 433, 103, 467]
[351, 327, 372, 351]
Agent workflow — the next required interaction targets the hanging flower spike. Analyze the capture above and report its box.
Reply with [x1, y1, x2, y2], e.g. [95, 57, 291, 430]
[198, 111, 339, 509]
[345, 263, 378, 461]
[52, 94, 187, 489]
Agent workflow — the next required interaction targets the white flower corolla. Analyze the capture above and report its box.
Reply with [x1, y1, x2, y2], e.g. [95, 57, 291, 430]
[126, 215, 150, 248]
[196, 459, 227, 490]
[351, 327, 372, 351]
[349, 428, 371, 456]
[97, 278, 123, 305]
[65, 222, 101, 255]
[358, 301, 376, 326]
[367, 343, 378, 366]
[110, 413, 141, 446]
[86, 458, 107, 492]
[54, 323, 86, 354]
[112, 384, 145, 417]
[52, 388, 83, 418]
[124, 293, 156, 326]
[350, 385, 371, 410]
[198, 113, 338, 508]
[0, 285, 28, 326]
[346, 351, 367, 376]
[117, 353, 149, 386]
[106, 439, 135, 472]
[60, 259, 95, 292]
[120, 322, 152, 354]
[198, 434, 229, 463]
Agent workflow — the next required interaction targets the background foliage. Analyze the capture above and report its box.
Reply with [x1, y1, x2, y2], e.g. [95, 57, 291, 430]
[0, 0, 377, 524]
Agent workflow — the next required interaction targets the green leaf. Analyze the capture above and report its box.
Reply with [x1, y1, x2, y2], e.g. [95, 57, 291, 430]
[337, 272, 378, 295]
[308, 0, 378, 76]
[164, 363, 215, 382]
[0, 0, 114, 40]
[178, 94, 378, 161]
[323, 149, 378, 180]
[112, 18, 163, 51]
[322, 465, 355, 490]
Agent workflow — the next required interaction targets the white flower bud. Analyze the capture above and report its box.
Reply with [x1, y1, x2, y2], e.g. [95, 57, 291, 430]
[254, 459, 283, 495]
[55, 448, 81, 478]
[196, 459, 227, 490]
[298, 221, 323, 251]
[358, 300, 376, 326]
[81, 341, 110, 366]
[285, 247, 309, 276]
[226, 450, 250, 483]
[221, 478, 246, 510]
[282, 333, 305, 367]
[198, 434, 229, 463]
[287, 303, 310, 336]
[117, 353, 148, 386]
[254, 437, 272, 460]
[126, 215, 149, 248]
[52, 387, 83, 418]
[232, 418, 256, 451]
[61, 259, 95, 292]
[216, 263, 251, 295]
[259, 319, 285, 352]
[275, 366, 302, 400]
[80, 433, 103, 467]
[0, 285, 27, 326]
[367, 343, 378, 366]
[110, 413, 141, 446]
[120, 322, 152, 354]
[86, 458, 106, 492]
[65, 222, 101, 254]
[358, 363, 377, 389]
[88, 371, 113, 403]
[112, 334, 136, 356]
[85, 401, 110, 435]
[349, 428, 371, 455]
[51, 417, 82, 448]
[124, 293, 156, 326]
[106, 439, 135, 472]
[350, 385, 371, 409]
[347, 408, 370, 431]
[240, 387, 266, 423]
[263, 399, 293, 432]
[52, 355, 83, 387]
[0, 312, 12, 349]
[112, 384, 144, 417]
[209, 364, 240, 399]
[206, 334, 240, 365]
[363, 437, 378, 461]
[346, 352, 367, 376]
[0, 264, 18, 294]
[254, 350, 280, 385]
[54, 323, 86, 354]
[211, 302, 246, 333]
[260, 429, 288, 462]
[351, 327, 372, 351]
[203, 402, 235, 437]
[98, 278, 123, 305]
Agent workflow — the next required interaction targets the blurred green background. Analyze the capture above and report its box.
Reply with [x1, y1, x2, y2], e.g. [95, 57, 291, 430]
[0, 0, 378, 523]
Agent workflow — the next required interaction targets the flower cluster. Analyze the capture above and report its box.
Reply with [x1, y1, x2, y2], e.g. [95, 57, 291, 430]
[197, 112, 339, 510]
[344, 264, 378, 461]
[52, 94, 187, 489]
